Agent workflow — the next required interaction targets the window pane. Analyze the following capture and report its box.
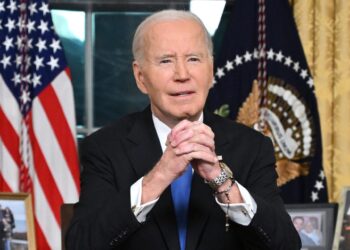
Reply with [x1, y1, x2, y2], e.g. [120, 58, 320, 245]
[93, 12, 149, 127]
[52, 10, 85, 126]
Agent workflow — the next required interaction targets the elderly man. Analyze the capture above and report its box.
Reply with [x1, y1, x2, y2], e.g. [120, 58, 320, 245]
[66, 10, 300, 249]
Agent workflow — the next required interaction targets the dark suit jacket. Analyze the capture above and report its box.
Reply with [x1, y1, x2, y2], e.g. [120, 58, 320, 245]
[66, 107, 301, 250]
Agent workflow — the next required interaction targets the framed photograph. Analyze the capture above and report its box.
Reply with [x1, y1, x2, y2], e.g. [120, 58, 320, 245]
[286, 203, 337, 250]
[0, 192, 36, 250]
[333, 187, 350, 250]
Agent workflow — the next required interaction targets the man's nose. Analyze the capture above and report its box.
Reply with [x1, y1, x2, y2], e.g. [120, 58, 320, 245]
[174, 60, 190, 82]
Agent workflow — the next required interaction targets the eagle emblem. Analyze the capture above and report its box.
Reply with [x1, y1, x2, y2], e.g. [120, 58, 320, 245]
[216, 77, 314, 186]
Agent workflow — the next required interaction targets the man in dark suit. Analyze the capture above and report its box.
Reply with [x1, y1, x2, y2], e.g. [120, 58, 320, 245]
[66, 9, 300, 250]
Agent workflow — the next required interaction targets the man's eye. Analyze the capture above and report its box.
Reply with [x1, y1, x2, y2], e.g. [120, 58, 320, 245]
[188, 57, 200, 62]
[160, 59, 172, 64]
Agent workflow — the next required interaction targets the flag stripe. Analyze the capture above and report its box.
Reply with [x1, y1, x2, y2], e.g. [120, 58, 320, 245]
[34, 218, 51, 250]
[0, 169, 12, 192]
[32, 98, 79, 202]
[34, 175, 61, 249]
[28, 113, 64, 225]
[0, 139, 19, 192]
[0, 107, 21, 167]
[0, 76, 21, 135]
[52, 69, 77, 141]
[39, 84, 80, 190]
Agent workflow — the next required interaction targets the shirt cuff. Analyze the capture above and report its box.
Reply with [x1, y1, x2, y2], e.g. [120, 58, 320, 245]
[130, 177, 159, 223]
[215, 181, 257, 226]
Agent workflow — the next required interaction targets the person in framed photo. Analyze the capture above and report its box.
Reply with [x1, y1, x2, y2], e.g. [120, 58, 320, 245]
[301, 217, 321, 245]
[2, 207, 15, 250]
[292, 216, 317, 246]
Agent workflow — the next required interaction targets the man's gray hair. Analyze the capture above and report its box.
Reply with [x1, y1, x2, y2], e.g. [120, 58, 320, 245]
[132, 9, 213, 62]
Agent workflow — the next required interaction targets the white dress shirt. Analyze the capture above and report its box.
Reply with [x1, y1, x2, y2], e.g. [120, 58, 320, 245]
[130, 113, 257, 225]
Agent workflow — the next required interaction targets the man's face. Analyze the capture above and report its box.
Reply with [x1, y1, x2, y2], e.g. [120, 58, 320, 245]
[133, 19, 213, 127]
[293, 218, 304, 232]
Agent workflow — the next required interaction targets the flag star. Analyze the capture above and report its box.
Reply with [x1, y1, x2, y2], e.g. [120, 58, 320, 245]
[39, 2, 49, 16]
[212, 78, 217, 86]
[12, 72, 21, 85]
[253, 48, 259, 59]
[15, 55, 22, 67]
[311, 191, 319, 202]
[28, 2, 37, 15]
[275, 51, 284, 62]
[6, 0, 17, 14]
[17, 17, 26, 31]
[216, 67, 225, 78]
[16, 36, 23, 49]
[26, 38, 33, 49]
[27, 20, 36, 33]
[284, 56, 293, 66]
[34, 56, 44, 70]
[267, 48, 274, 59]
[50, 39, 61, 53]
[0, 20, 2, 30]
[36, 38, 47, 52]
[5, 18, 16, 32]
[234, 55, 243, 65]
[300, 69, 308, 79]
[243, 51, 252, 62]
[0, 54, 11, 69]
[20, 90, 31, 104]
[22, 74, 31, 84]
[37, 20, 49, 34]
[47, 56, 59, 70]
[32, 73, 42, 87]
[314, 181, 324, 191]
[225, 60, 234, 71]
[319, 170, 325, 180]
[2, 36, 14, 51]
[0, 1, 4, 12]
[293, 62, 300, 72]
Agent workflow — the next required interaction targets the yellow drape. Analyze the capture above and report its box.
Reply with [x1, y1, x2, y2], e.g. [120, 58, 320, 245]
[291, 0, 350, 202]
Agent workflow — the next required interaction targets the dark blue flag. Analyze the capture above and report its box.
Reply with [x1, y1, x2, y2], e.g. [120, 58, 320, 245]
[207, 0, 328, 203]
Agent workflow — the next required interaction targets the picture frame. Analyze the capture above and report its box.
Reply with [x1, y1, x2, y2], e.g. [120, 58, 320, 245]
[286, 203, 337, 250]
[332, 187, 350, 250]
[0, 192, 36, 250]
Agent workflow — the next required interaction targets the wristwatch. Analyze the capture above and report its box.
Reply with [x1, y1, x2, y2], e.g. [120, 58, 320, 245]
[205, 162, 234, 189]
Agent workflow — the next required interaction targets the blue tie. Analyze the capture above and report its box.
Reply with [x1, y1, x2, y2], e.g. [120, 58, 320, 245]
[171, 165, 192, 250]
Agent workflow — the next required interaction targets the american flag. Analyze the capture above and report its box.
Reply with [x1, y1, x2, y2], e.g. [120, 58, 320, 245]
[0, 0, 80, 249]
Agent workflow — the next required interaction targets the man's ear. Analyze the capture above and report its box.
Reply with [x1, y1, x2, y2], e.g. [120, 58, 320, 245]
[132, 61, 148, 94]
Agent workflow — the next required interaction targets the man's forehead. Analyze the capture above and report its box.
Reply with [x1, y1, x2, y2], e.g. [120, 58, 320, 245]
[146, 19, 204, 40]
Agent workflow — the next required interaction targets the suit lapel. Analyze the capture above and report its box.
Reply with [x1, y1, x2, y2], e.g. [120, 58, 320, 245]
[125, 107, 162, 177]
[124, 107, 180, 250]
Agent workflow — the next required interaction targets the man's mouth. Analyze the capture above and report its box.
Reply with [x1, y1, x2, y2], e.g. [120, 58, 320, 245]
[170, 91, 195, 96]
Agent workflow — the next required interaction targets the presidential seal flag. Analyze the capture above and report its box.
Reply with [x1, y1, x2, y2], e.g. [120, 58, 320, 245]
[207, 0, 328, 203]
[0, 0, 80, 248]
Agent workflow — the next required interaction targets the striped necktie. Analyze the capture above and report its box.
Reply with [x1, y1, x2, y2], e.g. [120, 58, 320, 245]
[171, 165, 192, 250]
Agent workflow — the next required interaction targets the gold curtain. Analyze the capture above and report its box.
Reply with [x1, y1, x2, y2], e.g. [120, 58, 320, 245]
[291, 0, 350, 202]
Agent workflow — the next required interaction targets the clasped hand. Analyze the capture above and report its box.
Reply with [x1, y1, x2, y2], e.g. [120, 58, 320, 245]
[142, 120, 222, 204]
[160, 120, 221, 183]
